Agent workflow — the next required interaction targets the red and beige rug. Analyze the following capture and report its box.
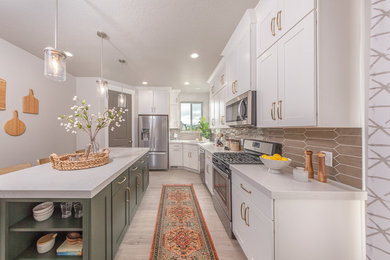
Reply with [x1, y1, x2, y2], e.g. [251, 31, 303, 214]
[150, 184, 219, 259]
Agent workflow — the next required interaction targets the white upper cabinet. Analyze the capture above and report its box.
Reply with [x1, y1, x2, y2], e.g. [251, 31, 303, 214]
[138, 90, 154, 114]
[223, 9, 256, 103]
[257, 12, 316, 127]
[138, 89, 170, 115]
[169, 90, 181, 129]
[277, 12, 316, 126]
[256, 0, 363, 127]
[257, 44, 279, 127]
[256, 0, 315, 57]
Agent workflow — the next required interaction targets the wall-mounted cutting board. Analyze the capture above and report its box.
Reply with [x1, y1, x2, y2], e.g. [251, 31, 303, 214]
[23, 89, 39, 114]
[4, 110, 26, 136]
[0, 78, 5, 110]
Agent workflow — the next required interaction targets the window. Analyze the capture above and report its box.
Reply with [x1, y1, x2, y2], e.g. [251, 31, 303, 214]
[180, 102, 202, 131]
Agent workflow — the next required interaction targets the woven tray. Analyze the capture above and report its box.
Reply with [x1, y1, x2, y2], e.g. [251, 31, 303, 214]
[50, 148, 110, 171]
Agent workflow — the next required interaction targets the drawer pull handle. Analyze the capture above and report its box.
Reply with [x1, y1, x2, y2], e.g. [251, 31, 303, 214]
[126, 187, 131, 202]
[240, 202, 246, 221]
[271, 17, 276, 36]
[140, 160, 145, 164]
[240, 184, 252, 194]
[277, 100, 282, 120]
[117, 176, 127, 185]
[131, 167, 138, 171]
[244, 206, 250, 226]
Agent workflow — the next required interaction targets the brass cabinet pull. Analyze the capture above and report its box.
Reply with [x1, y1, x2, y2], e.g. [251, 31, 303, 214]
[240, 202, 246, 221]
[240, 183, 252, 194]
[131, 167, 138, 171]
[137, 174, 141, 187]
[126, 187, 131, 202]
[234, 80, 238, 94]
[117, 176, 127, 185]
[271, 17, 276, 36]
[232, 82, 235, 94]
[271, 102, 276, 120]
[277, 10, 282, 31]
[245, 206, 250, 226]
[140, 160, 145, 164]
[277, 100, 283, 120]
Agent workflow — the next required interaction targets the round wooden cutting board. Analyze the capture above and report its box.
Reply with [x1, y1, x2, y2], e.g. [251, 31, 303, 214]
[4, 110, 26, 136]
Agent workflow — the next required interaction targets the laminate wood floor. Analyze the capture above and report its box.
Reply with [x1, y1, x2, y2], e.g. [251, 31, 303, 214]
[115, 169, 247, 260]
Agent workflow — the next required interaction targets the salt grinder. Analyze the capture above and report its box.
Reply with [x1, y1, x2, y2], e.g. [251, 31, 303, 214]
[305, 150, 314, 178]
[317, 152, 327, 183]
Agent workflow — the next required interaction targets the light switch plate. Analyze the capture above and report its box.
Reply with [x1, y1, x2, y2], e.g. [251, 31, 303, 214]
[321, 151, 333, 167]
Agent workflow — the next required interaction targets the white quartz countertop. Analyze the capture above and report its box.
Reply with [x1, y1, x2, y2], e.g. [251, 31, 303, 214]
[231, 164, 367, 200]
[0, 148, 149, 199]
[170, 140, 236, 154]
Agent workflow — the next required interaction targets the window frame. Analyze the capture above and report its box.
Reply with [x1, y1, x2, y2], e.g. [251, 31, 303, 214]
[180, 102, 203, 132]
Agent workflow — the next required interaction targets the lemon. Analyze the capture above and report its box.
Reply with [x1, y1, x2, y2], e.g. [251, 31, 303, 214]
[261, 154, 267, 159]
[281, 157, 289, 161]
[273, 154, 282, 160]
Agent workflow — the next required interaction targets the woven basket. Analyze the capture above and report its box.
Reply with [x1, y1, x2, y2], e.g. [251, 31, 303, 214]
[50, 148, 110, 171]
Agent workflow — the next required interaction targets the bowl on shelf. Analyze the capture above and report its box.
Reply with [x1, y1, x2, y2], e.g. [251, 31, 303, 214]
[260, 155, 292, 174]
[37, 233, 57, 254]
[33, 202, 54, 222]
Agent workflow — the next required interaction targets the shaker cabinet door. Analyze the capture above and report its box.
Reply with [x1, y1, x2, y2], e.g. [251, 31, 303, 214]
[277, 11, 316, 127]
[138, 90, 154, 114]
[112, 183, 129, 256]
[256, 44, 279, 127]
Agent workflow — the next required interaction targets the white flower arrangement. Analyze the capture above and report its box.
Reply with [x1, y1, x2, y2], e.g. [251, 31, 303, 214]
[58, 96, 128, 157]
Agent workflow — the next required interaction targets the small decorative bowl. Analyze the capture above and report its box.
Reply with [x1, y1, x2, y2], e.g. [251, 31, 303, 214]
[260, 157, 292, 174]
[37, 233, 57, 254]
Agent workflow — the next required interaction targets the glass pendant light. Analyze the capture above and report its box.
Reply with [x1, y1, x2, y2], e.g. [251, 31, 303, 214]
[44, 0, 67, 82]
[117, 60, 127, 107]
[96, 31, 109, 96]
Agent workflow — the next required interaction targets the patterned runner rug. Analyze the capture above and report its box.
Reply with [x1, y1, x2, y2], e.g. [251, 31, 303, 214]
[150, 184, 219, 259]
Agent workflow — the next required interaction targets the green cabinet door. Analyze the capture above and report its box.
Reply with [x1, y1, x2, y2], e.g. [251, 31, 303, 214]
[129, 184, 137, 222]
[111, 179, 129, 257]
[143, 164, 149, 191]
[90, 185, 112, 260]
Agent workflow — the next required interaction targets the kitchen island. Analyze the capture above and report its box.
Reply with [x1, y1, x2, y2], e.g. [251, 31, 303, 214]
[0, 148, 149, 260]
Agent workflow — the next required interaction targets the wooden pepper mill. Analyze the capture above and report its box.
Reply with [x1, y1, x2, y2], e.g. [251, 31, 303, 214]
[305, 150, 314, 178]
[317, 152, 327, 183]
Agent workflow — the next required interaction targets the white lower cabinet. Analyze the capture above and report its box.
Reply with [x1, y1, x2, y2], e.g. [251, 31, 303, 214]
[232, 171, 365, 260]
[205, 151, 213, 194]
[182, 144, 199, 171]
[169, 143, 183, 167]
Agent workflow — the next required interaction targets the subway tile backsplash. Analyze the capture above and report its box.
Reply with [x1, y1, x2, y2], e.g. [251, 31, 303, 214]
[213, 127, 363, 189]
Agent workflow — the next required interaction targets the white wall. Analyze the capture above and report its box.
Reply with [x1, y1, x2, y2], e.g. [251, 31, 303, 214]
[75, 77, 136, 149]
[0, 38, 76, 168]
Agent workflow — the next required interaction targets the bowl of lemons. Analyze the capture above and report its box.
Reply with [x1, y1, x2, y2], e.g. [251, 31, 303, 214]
[260, 153, 291, 174]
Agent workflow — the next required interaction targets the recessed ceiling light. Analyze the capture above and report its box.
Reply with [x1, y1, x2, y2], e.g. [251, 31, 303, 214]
[142, 81, 148, 85]
[190, 53, 199, 59]
[64, 51, 73, 57]
[184, 82, 190, 85]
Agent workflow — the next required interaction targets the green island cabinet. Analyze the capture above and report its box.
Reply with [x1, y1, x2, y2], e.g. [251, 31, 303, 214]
[0, 153, 149, 260]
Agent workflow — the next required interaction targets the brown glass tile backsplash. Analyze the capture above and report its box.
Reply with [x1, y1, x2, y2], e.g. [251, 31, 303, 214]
[214, 128, 363, 189]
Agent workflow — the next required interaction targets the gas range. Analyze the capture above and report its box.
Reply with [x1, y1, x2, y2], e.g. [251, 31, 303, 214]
[211, 139, 282, 239]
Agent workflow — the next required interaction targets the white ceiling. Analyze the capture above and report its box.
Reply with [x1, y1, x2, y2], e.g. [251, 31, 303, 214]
[0, 0, 259, 92]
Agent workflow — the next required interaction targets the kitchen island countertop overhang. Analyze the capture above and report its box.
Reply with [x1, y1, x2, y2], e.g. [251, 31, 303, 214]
[0, 148, 149, 199]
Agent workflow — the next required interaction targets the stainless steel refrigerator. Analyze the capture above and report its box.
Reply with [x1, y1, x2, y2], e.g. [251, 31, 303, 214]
[138, 115, 169, 170]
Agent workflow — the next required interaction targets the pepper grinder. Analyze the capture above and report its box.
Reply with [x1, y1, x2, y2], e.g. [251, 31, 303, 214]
[305, 150, 314, 178]
[317, 152, 327, 183]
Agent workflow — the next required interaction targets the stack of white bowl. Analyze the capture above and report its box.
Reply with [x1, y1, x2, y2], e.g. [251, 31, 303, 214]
[33, 202, 54, 222]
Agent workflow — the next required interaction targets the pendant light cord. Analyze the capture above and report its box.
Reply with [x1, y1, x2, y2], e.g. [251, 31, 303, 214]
[55, 0, 58, 49]
[101, 36, 103, 79]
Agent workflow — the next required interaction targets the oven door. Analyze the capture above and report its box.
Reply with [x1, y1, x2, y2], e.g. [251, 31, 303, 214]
[213, 166, 231, 220]
[225, 90, 256, 126]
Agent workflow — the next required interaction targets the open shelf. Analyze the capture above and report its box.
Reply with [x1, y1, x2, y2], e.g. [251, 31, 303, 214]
[10, 211, 82, 232]
[16, 236, 82, 260]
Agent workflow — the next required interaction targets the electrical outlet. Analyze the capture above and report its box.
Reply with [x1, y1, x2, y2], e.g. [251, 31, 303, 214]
[321, 151, 333, 167]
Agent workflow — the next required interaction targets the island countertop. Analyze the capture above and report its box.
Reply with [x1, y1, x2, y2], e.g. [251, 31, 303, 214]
[0, 147, 149, 199]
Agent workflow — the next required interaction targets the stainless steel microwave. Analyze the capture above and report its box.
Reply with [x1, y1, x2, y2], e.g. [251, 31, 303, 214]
[225, 90, 256, 127]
